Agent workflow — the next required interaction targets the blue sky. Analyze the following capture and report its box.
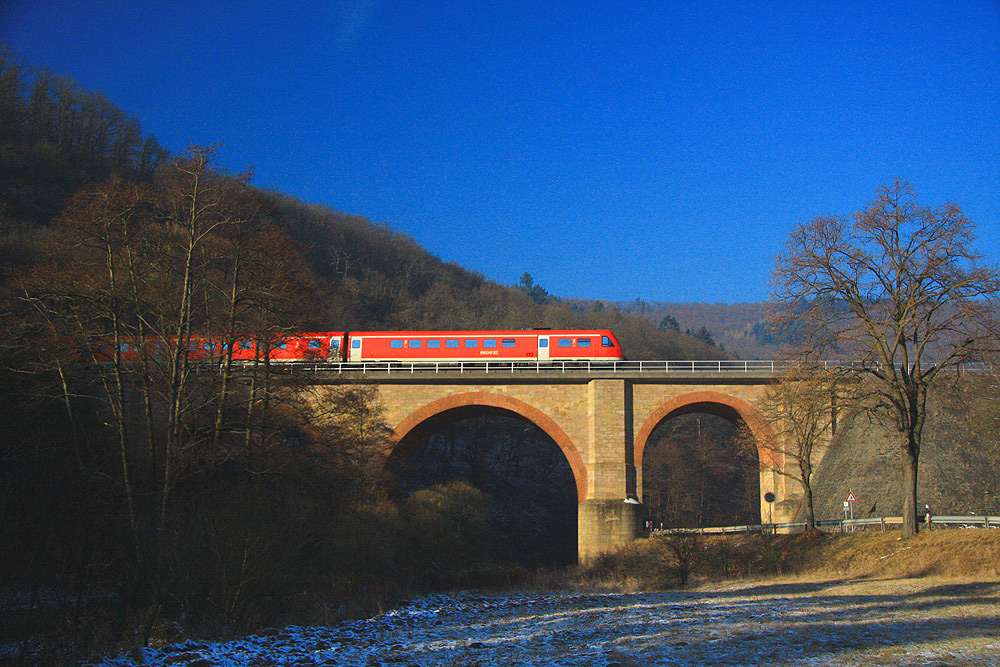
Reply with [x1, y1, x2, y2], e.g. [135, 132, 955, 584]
[2, 1, 998, 303]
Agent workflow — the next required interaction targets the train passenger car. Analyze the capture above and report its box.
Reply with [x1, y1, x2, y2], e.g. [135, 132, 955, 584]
[265, 332, 347, 362]
[345, 330, 623, 362]
[215, 332, 347, 362]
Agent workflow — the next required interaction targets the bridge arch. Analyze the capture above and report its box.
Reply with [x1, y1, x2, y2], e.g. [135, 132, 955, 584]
[635, 390, 780, 471]
[390, 391, 588, 502]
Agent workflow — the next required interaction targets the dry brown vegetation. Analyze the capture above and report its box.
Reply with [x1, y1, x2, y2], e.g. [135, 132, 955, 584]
[582, 529, 1000, 589]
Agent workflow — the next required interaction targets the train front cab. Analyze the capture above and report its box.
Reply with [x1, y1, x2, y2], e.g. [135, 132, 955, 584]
[543, 331, 622, 362]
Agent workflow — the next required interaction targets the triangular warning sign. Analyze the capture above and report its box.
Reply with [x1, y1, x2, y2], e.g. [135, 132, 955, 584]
[846, 491, 858, 502]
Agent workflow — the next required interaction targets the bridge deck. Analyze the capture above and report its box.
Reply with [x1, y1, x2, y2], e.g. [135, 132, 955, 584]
[263, 359, 789, 376]
[221, 359, 990, 382]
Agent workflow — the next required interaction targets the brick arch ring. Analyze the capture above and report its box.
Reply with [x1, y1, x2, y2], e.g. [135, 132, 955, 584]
[634, 390, 781, 470]
[390, 391, 589, 503]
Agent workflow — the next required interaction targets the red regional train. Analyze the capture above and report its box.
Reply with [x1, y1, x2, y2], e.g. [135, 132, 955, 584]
[343, 330, 623, 362]
[94, 330, 624, 364]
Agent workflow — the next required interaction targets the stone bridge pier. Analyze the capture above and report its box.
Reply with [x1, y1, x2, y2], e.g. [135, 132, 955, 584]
[321, 371, 827, 562]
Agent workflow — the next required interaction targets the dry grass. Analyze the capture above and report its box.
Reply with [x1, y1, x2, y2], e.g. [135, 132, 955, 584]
[762, 528, 1000, 580]
[581, 528, 1000, 589]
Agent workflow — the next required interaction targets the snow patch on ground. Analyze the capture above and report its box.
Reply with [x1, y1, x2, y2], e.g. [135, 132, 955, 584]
[94, 579, 1000, 666]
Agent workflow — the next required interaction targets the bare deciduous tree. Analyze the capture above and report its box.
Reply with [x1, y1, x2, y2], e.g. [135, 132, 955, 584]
[772, 180, 1000, 537]
[17, 148, 328, 647]
[748, 366, 840, 531]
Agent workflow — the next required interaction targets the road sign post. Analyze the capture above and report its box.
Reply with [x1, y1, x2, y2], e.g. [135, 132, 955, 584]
[764, 492, 775, 534]
[845, 490, 857, 524]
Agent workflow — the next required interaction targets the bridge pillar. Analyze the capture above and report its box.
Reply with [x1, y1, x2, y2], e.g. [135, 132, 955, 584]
[579, 379, 640, 561]
[578, 500, 641, 560]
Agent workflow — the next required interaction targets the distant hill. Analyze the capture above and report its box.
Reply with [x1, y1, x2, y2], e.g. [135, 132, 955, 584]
[568, 300, 783, 358]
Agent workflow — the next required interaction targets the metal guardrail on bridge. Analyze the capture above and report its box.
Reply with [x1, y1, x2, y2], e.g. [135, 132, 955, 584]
[316, 359, 790, 374]
[260, 359, 790, 375]
[261, 359, 995, 376]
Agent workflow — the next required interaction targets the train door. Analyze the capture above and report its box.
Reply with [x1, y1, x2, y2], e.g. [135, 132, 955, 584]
[537, 334, 550, 361]
[350, 336, 363, 361]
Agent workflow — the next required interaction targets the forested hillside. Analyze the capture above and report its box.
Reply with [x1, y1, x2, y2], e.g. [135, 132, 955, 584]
[0, 47, 169, 228]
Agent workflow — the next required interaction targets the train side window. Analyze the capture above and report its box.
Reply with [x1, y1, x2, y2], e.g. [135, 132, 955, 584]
[539, 339, 548, 348]
[352, 340, 360, 349]
[308, 340, 321, 349]
[409, 340, 422, 348]
[446, 340, 460, 348]
[578, 338, 591, 347]
[275, 341, 287, 350]
[484, 339, 496, 348]
[331, 339, 340, 349]
[240, 341, 253, 350]
[558, 338, 572, 347]
[119, 343, 130, 352]
[465, 339, 478, 348]
[502, 339, 515, 348]
[602, 336, 613, 347]
[390, 340, 404, 349]
[428, 340, 441, 348]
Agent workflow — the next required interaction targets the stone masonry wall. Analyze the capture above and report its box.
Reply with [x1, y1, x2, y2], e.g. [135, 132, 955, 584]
[309, 374, 822, 560]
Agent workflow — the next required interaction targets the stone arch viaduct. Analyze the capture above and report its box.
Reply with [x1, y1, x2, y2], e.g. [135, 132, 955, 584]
[307, 367, 830, 561]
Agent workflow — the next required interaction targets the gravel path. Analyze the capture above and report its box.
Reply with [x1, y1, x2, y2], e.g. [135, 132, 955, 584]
[98, 578, 1000, 666]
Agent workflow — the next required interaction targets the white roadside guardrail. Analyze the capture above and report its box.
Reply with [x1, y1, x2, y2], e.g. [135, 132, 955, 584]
[654, 515, 1000, 535]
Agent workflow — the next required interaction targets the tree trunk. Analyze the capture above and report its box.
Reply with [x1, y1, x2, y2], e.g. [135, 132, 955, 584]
[797, 454, 815, 532]
[901, 437, 920, 537]
[213, 259, 241, 448]
[800, 485, 815, 532]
